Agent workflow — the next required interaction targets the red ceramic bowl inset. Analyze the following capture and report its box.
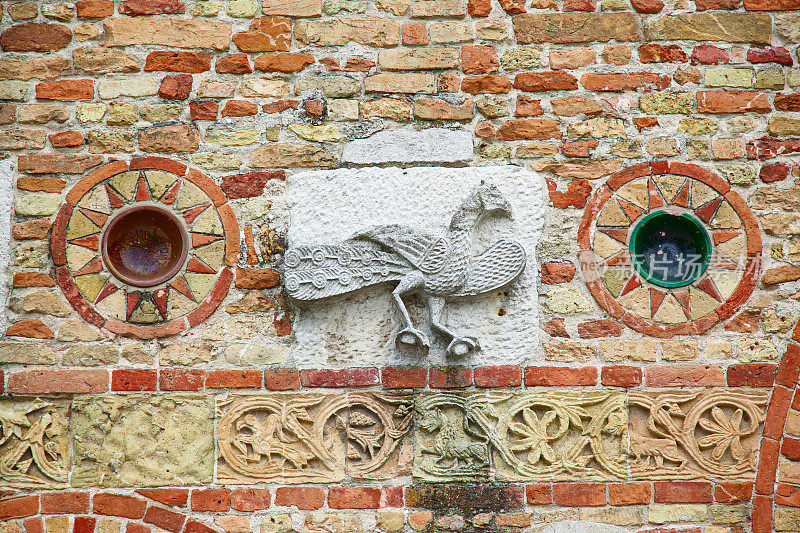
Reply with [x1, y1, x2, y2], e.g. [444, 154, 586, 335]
[101, 205, 189, 288]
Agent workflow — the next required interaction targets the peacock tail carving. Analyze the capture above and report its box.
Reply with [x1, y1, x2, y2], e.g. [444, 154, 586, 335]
[283, 183, 526, 356]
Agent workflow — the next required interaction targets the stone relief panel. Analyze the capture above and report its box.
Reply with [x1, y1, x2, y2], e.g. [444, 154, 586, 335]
[286, 166, 545, 367]
[629, 389, 769, 480]
[0, 398, 69, 488]
[488, 390, 627, 482]
[216, 392, 412, 484]
[71, 394, 214, 487]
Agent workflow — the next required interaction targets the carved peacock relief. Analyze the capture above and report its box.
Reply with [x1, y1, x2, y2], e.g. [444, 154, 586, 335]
[284, 183, 527, 357]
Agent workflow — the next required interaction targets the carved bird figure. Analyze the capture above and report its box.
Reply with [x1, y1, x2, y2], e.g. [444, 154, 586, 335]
[283, 183, 526, 356]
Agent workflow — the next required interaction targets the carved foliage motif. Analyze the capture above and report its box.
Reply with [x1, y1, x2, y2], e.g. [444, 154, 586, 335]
[629, 389, 769, 480]
[0, 398, 69, 488]
[414, 391, 627, 482]
[216, 392, 413, 483]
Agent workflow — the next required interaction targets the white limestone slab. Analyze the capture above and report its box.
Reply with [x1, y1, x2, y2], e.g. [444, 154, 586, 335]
[341, 127, 473, 164]
[0, 159, 13, 333]
[286, 165, 545, 367]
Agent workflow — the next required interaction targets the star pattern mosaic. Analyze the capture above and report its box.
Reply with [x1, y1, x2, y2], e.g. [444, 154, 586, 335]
[579, 162, 762, 337]
[52, 158, 239, 338]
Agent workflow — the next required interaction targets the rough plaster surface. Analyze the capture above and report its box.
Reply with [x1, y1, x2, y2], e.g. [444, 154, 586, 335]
[341, 127, 474, 164]
[286, 165, 545, 367]
[0, 159, 13, 333]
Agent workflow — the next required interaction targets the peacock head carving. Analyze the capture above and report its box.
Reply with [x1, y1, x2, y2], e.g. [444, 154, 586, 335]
[476, 183, 512, 217]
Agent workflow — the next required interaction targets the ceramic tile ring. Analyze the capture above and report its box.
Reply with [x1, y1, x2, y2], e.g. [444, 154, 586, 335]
[51, 158, 240, 338]
[578, 162, 762, 338]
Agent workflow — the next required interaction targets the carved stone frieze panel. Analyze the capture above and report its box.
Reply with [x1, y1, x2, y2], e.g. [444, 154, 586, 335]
[71, 394, 214, 487]
[216, 392, 412, 484]
[629, 389, 769, 480]
[413, 392, 492, 482]
[488, 390, 627, 482]
[0, 398, 69, 488]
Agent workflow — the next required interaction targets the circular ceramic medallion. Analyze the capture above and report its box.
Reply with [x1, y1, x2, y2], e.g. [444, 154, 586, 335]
[578, 162, 762, 337]
[52, 158, 239, 338]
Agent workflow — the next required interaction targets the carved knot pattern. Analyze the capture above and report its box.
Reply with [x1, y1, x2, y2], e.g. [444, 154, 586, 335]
[0, 398, 69, 488]
[629, 389, 770, 480]
[52, 158, 239, 338]
[216, 392, 413, 483]
[579, 162, 762, 337]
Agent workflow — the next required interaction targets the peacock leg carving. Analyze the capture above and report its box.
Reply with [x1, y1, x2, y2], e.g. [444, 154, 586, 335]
[428, 296, 479, 357]
[393, 272, 429, 352]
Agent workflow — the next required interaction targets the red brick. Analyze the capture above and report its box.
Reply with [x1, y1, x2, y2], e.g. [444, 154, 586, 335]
[119, 0, 185, 15]
[191, 489, 230, 512]
[546, 178, 592, 209]
[760, 163, 790, 183]
[552, 483, 606, 506]
[206, 370, 261, 389]
[112, 369, 157, 391]
[41, 492, 90, 514]
[727, 364, 776, 387]
[158, 74, 192, 101]
[76, 0, 115, 18]
[755, 438, 780, 495]
[697, 91, 771, 113]
[639, 44, 687, 63]
[644, 365, 725, 387]
[221, 171, 283, 199]
[127, 524, 149, 533]
[461, 75, 511, 94]
[601, 366, 642, 387]
[216, 53, 252, 74]
[752, 495, 772, 533]
[301, 367, 379, 387]
[24, 518, 43, 533]
[255, 52, 315, 73]
[526, 484, 552, 505]
[35, 80, 94, 100]
[402, 23, 428, 46]
[232, 17, 291, 53]
[231, 488, 270, 512]
[74, 517, 96, 533]
[581, 72, 670, 91]
[578, 319, 623, 338]
[525, 366, 597, 386]
[264, 368, 300, 390]
[17, 176, 66, 193]
[93, 494, 147, 519]
[748, 46, 793, 66]
[514, 95, 543, 117]
[715, 482, 753, 502]
[631, 0, 664, 12]
[49, 130, 85, 148]
[143, 506, 186, 533]
[468, 0, 492, 16]
[776, 484, 800, 507]
[461, 45, 499, 74]
[7, 320, 54, 339]
[544, 318, 569, 338]
[189, 100, 218, 121]
[514, 72, 578, 91]
[159, 368, 204, 391]
[328, 487, 381, 509]
[561, 140, 597, 157]
[474, 366, 522, 387]
[777, 343, 800, 387]
[775, 93, 800, 111]
[8, 369, 108, 394]
[541, 262, 576, 283]
[696, 0, 740, 8]
[184, 521, 215, 533]
[222, 100, 259, 117]
[0, 23, 71, 52]
[274, 487, 325, 510]
[235, 267, 280, 289]
[609, 483, 650, 505]
[429, 367, 472, 388]
[563, 0, 595, 10]
[496, 119, 560, 141]
[145, 51, 211, 73]
[0, 496, 39, 520]
[136, 489, 189, 507]
[654, 482, 712, 503]
[782, 435, 800, 461]
[763, 385, 792, 440]
[382, 367, 428, 389]
[382, 487, 403, 508]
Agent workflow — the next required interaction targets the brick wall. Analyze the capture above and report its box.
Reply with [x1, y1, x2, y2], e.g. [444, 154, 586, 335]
[2, 0, 800, 532]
